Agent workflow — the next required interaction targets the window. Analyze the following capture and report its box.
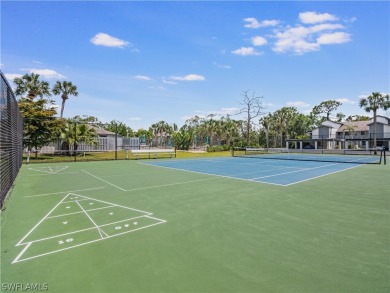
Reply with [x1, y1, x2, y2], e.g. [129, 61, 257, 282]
[344, 132, 349, 136]
[361, 131, 366, 135]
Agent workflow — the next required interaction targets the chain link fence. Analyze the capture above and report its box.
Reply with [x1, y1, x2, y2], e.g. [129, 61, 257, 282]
[0, 72, 24, 208]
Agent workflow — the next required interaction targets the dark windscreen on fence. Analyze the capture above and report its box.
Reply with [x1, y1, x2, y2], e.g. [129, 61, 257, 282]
[0, 71, 24, 208]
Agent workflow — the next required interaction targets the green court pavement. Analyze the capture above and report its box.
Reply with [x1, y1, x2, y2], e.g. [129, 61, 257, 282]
[1, 159, 389, 292]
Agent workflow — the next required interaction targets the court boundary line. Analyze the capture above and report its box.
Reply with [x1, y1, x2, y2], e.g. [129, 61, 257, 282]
[139, 162, 287, 186]
[25, 187, 105, 198]
[250, 162, 341, 180]
[27, 172, 80, 177]
[283, 164, 362, 186]
[83, 167, 222, 192]
[82, 170, 127, 191]
[27, 166, 69, 174]
[142, 158, 367, 187]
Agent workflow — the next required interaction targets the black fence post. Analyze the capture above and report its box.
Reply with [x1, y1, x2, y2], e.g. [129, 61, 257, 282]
[74, 122, 77, 162]
[115, 122, 118, 160]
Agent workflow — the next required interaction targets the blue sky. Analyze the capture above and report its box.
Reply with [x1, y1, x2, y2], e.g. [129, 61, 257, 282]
[2, 1, 389, 130]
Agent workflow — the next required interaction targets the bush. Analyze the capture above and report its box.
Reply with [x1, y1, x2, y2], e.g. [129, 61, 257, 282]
[207, 144, 230, 152]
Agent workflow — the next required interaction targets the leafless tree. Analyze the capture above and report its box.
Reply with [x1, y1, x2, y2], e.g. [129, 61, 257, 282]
[236, 90, 265, 145]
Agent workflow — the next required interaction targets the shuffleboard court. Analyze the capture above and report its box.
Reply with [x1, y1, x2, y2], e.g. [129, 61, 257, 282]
[143, 157, 364, 186]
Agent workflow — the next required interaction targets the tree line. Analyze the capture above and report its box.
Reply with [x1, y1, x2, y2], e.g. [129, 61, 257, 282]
[12, 73, 390, 153]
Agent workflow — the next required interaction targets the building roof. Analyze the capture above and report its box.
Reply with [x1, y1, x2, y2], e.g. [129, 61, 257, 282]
[92, 127, 117, 136]
[338, 121, 369, 132]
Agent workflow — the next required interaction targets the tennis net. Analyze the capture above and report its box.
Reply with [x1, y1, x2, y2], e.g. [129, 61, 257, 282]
[232, 147, 386, 165]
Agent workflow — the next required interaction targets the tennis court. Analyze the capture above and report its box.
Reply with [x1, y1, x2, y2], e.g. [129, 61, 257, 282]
[143, 156, 374, 186]
[1, 155, 389, 292]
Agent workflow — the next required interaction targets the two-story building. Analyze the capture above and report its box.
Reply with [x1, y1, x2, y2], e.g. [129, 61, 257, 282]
[287, 116, 390, 150]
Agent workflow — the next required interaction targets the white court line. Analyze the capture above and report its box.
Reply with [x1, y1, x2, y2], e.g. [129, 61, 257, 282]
[13, 192, 166, 264]
[17, 193, 151, 245]
[82, 170, 127, 191]
[62, 198, 90, 203]
[12, 242, 32, 264]
[125, 177, 219, 192]
[25, 187, 105, 198]
[18, 215, 150, 246]
[27, 166, 69, 175]
[13, 218, 166, 264]
[251, 162, 344, 180]
[27, 172, 79, 177]
[68, 193, 152, 215]
[46, 205, 114, 219]
[16, 194, 70, 246]
[145, 215, 167, 223]
[75, 201, 109, 239]
[139, 162, 287, 186]
[146, 157, 307, 170]
[283, 164, 363, 186]
[18, 227, 97, 246]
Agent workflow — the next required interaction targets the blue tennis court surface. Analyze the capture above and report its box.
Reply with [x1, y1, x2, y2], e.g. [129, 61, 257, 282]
[143, 157, 363, 186]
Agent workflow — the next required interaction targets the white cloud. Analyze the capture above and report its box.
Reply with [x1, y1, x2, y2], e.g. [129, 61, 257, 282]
[244, 18, 280, 29]
[273, 26, 320, 54]
[272, 22, 350, 54]
[287, 101, 311, 107]
[231, 47, 262, 56]
[221, 107, 239, 115]
[162, 79, 177, 85]
[336, 98, 355, 104]
[170, 74, 205, 81]
[4, 73, 23, 82]
[252, 36, 268, 46]
[345, 17, 357, 23]
[244, 18, 261, 29]
[317, 32, 351, 44]
[299, 11, 338, 24]
[261, 20, 280, 27]
[90, 33, 129, 48]
[24, 68, 66, 79]
[134, 75, 152, 81]
[309, 23, 345, 33]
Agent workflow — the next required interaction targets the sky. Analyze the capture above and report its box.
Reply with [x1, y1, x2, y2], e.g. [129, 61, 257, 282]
[1, 1, 389, 130]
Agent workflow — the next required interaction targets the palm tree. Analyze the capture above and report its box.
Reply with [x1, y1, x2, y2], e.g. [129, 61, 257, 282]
[260, 114, 273, 149]
[14, 73, 51, 100]
[61, 121, 98, 155]
[52, 81, 79, 118]
[359, 92, 390, 150]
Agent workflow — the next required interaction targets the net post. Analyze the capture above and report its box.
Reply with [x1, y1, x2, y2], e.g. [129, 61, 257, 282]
[383, 147, 386, 165]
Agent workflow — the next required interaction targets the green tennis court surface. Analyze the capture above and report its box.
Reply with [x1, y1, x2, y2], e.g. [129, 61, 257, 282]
[1, 159, 389, 292]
